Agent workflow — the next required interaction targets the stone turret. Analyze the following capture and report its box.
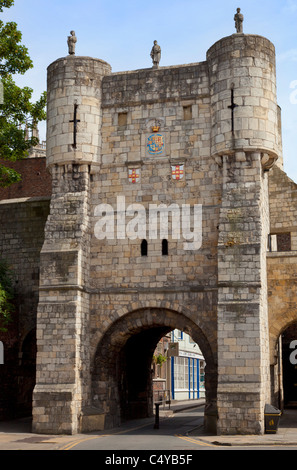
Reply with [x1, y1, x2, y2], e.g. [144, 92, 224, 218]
[211, 34, 280, 434]
[207, 33, 282, 169]
[33, 55, 111, 434]
[46, 56, 111, 169]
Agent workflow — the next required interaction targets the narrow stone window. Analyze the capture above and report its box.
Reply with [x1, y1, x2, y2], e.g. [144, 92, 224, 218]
[118, 112, 128, 126]
[183, 105, 192, 121]
[277, 232, 291, 252]
[162, 239, 168, 256]
[268, 232, 291, 252]
[141, 239, 148, 256]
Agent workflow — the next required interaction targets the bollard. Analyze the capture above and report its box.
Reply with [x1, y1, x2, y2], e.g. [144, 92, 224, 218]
[154, 403, 160, 429]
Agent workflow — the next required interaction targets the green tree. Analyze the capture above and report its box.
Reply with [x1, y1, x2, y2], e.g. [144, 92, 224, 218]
[0, 259, 14, 332]
[0, 0, 46, 188]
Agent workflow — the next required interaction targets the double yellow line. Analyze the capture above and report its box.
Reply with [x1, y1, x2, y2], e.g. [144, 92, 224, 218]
[175, 434, 217, 448]
[62, 433, 217, 450]
[60, 417, 216, 451]
[60, 420, 159, 450]
[60, 435, 106, 450]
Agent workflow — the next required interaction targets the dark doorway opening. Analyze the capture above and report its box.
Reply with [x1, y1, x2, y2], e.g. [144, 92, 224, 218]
[118, 327, 170, 421]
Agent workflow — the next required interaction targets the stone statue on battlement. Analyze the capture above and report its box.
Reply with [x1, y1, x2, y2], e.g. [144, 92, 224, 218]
[150, 40, 161, 69]
[234, 8, 244, 33]
[67, 30, 77, 55]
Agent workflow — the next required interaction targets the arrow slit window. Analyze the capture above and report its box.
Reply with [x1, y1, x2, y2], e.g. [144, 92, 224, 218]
[141, 239, 148, 257]
[162, 239, 168, 256]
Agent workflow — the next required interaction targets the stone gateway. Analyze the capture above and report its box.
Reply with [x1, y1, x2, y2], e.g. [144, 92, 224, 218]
[2, 22, 296, 436]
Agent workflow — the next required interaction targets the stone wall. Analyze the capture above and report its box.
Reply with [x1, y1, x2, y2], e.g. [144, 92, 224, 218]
[207, 33, 277, 434]
[206, 34, 281, 162]
[46, 56, 111, 168]
[90, 61, 218, 290]
[267, 166, 297, 359]
[0, 197, 50, 419]
[32, 164, 91, 434]
[86, 60, 222, 430]
[216, 152, 271, 434]
[0, 197, 50, 334]
[268, 165, 297, 250]
[32, 32, 288, 435]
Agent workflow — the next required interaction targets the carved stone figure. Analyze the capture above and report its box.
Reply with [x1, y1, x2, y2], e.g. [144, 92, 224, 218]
[68, 31, 77, 55]
[234, 8, 244, 33]
[150, 40, 161, 68]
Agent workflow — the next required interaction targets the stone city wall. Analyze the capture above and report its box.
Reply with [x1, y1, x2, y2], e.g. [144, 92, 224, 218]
[0, 197, 49, 420]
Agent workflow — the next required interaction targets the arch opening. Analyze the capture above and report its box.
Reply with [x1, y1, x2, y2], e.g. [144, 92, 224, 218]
[118, 327, 170, 421]
[91, 308, 217, 430]
[281, 322, 297, 409]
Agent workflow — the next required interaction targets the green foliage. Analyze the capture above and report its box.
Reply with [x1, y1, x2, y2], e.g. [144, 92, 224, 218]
[0, 18, 33, 77]
[153, 354, 167, 367]
[0, 0, 47, 187]
[0, 259, 14, 332]
[0, 1, 14, 14]
[0, 164, 21, 187]
[0, 75, 47, 162]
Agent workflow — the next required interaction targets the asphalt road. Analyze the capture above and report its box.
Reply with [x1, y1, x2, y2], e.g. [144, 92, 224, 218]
[60, 406, 297, 453]
[61, 406, 208, 451]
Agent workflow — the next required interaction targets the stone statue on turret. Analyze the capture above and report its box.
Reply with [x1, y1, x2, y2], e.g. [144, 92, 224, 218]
[150, 40, 161, 69]
[67, 31, 77, 55]
[234, 8, 244, 33]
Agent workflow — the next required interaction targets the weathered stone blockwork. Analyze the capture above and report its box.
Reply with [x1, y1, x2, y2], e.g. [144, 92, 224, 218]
[0, 197, 50, 418]
[0, 198, 50, 333]
[28, 32, 297, 436]
[268, 167, 297, 359]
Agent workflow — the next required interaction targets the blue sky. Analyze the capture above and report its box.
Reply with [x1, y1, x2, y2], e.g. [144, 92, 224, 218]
[2, 0, 297, 181]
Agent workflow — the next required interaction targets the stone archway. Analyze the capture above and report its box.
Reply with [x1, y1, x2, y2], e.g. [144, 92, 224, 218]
[269, 320, 297, 412]
[90, 308, 217, 431]
[280, 322, 297, 408]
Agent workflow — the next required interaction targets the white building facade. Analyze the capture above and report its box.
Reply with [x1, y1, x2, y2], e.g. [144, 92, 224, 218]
[170, 330, 205, 401]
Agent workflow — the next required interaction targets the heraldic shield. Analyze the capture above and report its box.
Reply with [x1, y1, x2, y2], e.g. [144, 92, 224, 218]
[128, 168, 140, 183]
[171, 165, 184, 180]
[147, 133, 165, 155]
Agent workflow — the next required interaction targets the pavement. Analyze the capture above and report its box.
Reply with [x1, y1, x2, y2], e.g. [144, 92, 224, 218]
[0, 399, 297, 450]
[159, 399, 297, 447]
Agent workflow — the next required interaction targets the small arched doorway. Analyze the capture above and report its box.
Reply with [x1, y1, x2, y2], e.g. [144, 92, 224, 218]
[91, 308, 217, 430]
